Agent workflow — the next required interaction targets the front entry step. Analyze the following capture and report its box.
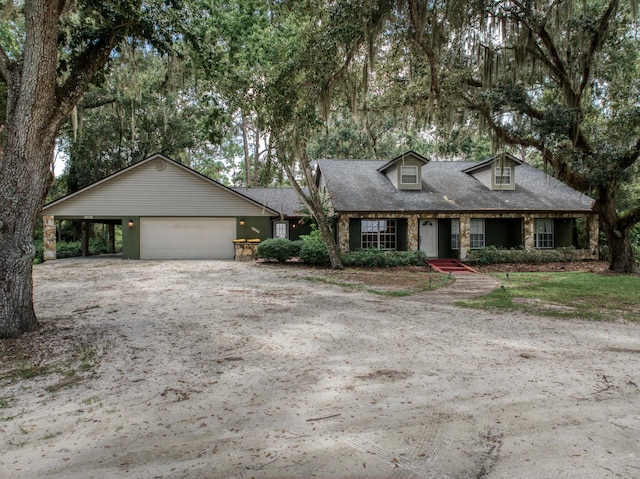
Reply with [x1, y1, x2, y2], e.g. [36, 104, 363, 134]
[427, 259, 477, 274]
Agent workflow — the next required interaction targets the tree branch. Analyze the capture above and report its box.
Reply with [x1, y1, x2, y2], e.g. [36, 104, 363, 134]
[50, 36, 118, 133]
[619, 204, 640, 232]
[406, 0, 439, 94]
[579, 0, 619, 97]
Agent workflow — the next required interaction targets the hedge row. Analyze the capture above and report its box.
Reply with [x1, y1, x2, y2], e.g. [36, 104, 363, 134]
[465, 246, 584, 265]
[257, 235, 428, 267]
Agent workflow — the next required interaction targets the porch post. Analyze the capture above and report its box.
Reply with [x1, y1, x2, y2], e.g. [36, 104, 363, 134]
[337, 214, 350, 253]
[459, 215, 470, 261]
[523, 215, 535, 250]
[407, 215, 419, 251]
[43, 215, 56, 261]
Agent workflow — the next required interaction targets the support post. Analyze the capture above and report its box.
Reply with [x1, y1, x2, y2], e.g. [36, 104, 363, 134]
[43, 215, 56, 261]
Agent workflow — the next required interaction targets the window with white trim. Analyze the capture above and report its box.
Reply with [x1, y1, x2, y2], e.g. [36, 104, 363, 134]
[361, 219, 397, 250]
[451, 219, 460, 250]
[535, 219, 554, 249]
[494, 166, 512, 185]
[400, 166, 418, 184]
[274, 221, 288, 238]
[470, 219, 485, 249]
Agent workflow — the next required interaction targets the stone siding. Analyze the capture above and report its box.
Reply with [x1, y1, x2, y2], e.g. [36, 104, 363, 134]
[43, 215, 56, 261]
[337, 211, 599, 260]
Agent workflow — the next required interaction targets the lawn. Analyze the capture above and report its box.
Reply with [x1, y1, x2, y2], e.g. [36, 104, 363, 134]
[459, 271, 640, 321]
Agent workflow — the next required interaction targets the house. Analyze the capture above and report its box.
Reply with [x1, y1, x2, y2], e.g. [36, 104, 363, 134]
[232, 187, 313, 241]
[41, 154, 281, 260]
[315, 151, 598, 261]
[41, 150, 599, 262]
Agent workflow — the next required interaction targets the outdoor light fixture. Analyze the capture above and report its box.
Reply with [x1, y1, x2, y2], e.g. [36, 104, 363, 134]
[239, 219, 245, 226]
[128, 219, 134, 228]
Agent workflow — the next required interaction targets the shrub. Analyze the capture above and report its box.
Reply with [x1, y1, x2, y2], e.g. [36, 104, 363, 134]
[56, 241, 83, 258]
[343, 249, 428, 267]
[466, 246, 582, 265]
[257, 238, 300, 262]
[299, 228, 330, 265]
[33, 239, 44, 264]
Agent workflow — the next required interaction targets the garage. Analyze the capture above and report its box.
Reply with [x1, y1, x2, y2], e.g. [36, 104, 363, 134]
[41, 154, 279, 260]
[140, 217, 236, 259]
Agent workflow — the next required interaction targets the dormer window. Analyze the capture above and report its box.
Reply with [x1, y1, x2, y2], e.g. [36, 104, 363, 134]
[494, 167, 512, 186]
[401, 166, 419, 185]
[462, 153, 521, 191]
[377, 151, 429, 190]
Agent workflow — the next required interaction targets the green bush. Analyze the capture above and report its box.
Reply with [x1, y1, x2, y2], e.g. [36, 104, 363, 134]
[257, 238, 301, 262]
[299, 228, 330, 265]
[56, 241, 83, 258]
[33, 239, 44, 264]
[466, 246, 582, 265]
[343, 249, 428, 267]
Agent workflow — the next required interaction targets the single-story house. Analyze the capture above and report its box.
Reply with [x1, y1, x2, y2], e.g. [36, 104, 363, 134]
[41, 150, 599, 262]
[316, 151, 599, 261]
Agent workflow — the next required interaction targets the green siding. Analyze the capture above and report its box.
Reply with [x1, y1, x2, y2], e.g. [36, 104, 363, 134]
[237, 217, 271, 241]
[397, 219, 408, 251]
[485, 219, 522, 248]
[555, 219, 574, 247]
[290, 221, 313, 240]
[349, 219, 362, 250]
[438, 219, 456, 258]
[122, 216, 140, 259]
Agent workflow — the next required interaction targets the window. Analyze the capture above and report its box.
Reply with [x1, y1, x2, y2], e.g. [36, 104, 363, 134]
[450, 219, 460, 250]
[494, 166, 512, 185]
[400, 166, 418, 184]
[361, 219, 397, 250]
[470, 219, 485, 249]
[274, 221, 288, 239]
[535, 219, 554, 249]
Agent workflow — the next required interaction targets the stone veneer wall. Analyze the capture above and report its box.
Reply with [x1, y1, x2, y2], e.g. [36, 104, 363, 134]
[234, 241, 260, 261]
[337, 212, 599, 260]
[43, 215, 56, 261]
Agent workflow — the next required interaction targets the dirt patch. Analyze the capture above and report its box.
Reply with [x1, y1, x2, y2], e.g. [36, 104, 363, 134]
[1, 258, 639, 478]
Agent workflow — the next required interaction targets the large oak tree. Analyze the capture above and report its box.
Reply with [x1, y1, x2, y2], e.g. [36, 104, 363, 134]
[399, 0, 640, 272]
[0, 0, 181, 338]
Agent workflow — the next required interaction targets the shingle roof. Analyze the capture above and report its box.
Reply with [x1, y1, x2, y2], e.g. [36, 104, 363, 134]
[317, 159, 594, 213]
[232, 187, 306, 217]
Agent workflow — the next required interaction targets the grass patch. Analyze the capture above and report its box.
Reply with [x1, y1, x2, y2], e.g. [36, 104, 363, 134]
[460, 272, 640, 321]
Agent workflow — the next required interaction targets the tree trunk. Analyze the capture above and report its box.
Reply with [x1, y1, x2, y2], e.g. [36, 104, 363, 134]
[282, 153, 344, 270]
[0, 142, 55, 338]
[594, 190, 640, 274]
[1, 0, 61, 338]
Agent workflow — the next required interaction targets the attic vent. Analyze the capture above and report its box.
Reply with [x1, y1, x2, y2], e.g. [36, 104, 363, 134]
[155, 158, 166, 171]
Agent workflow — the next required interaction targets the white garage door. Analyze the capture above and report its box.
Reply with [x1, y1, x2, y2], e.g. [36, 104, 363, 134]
[140, 218, 236, 259]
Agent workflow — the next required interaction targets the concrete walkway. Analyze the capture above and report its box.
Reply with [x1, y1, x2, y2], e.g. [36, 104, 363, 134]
[420, 272, 501, 304]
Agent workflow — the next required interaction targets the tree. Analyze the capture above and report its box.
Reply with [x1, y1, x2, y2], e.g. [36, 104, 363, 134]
[0, 0, 182, 338]
[399, 0, 640, 272]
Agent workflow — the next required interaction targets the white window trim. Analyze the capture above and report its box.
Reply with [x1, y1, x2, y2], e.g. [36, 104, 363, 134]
[494, 166, 512, 185]
[534, 219, 554, 249]
[274, 220, 289, 239]
[400, 165, 419, 185]
[361, 219, 397, 250]
[451, 219, 460, 250]
[470, 219, 485, 249]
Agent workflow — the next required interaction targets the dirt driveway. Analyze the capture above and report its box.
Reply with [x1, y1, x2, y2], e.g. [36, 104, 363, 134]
[2, 259, 639, 478]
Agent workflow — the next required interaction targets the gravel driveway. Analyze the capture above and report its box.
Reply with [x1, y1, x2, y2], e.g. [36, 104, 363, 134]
[1, 259, 639, 478]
